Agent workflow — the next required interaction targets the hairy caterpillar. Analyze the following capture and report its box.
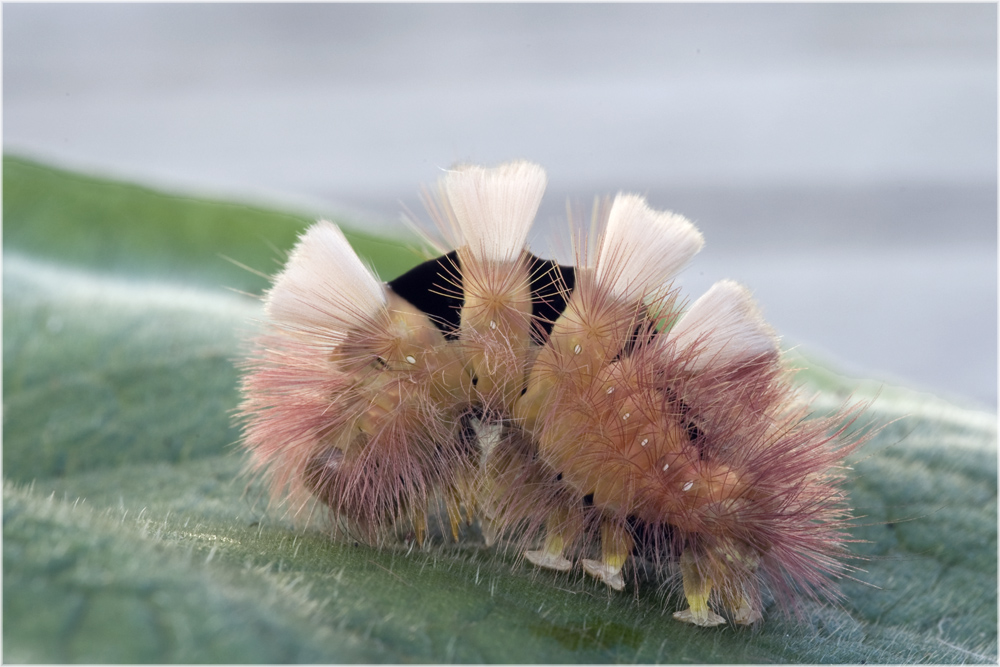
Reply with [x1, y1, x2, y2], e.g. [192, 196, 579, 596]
[239, 161, 864, 626]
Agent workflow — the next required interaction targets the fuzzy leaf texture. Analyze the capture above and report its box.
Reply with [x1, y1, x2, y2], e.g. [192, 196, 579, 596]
[3, 155, 996, 664]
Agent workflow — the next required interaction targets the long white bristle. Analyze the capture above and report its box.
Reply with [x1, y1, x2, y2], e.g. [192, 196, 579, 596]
[595, 194, 704, 303]
[443, 160, 547, 262]
[265, 220, 386, 331]
[668, 280, 779, 371]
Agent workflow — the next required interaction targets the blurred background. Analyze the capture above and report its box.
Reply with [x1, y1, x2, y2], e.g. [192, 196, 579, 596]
[4, 3, 996, 408]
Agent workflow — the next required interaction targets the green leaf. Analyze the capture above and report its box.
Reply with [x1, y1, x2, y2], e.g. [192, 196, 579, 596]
[2, 155, 425, 293]
[4, 156, 996, 663]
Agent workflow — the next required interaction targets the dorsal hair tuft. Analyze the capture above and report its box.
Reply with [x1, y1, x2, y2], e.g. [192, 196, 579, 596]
[265, 220, 386, 332]
[668, 279, 779, 371]
[595, 193, 704, 303]
[443, 160, 547, 262]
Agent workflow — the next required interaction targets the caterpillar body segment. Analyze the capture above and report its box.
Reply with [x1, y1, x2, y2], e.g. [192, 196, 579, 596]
[456, 252, 535, 411]
[239, 161, 865, 627]
[241, 162, 557, 544]
[444, 161, 547, 411]
[241, 222, 477, 545]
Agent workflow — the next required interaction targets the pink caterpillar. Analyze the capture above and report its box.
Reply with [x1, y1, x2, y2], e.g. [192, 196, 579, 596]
[239, 161, 864, 626]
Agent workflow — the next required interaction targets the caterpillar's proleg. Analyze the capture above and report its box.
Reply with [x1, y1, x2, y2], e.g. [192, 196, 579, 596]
[724, 588, 763, 626]
[523, 505, 583, 572]
[580, 519, 634, 591]
[436, 481, 479, 548]
[673, 548, 727, 627]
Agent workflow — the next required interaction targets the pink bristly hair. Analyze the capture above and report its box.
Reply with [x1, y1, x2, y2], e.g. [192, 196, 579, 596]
[239, 165, 869, 626]
[239, 220, 475, 544]
[497, 193, 866, 623]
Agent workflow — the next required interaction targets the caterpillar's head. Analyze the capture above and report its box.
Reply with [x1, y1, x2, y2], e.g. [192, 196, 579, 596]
[242, 220, 478, 542]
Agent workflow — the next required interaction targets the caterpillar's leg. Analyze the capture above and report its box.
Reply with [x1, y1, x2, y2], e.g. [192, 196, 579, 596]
[524, 505, 580, 572]
[477, 479, 500, 547]
[444, 476, 477, 543]
[481, 516, 500, 548]
[412, 505, 428, 548]
[673, 549, 726, 627]
[581, 519, 633, 591]
[444, 490, 464, 542]
[722, 587, 762, 625]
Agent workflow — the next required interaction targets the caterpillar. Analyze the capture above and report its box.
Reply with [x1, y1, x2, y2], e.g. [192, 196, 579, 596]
[239, 160, 864, 627]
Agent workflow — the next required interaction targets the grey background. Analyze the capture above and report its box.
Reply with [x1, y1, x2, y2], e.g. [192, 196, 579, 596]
[4, 4, 996, 408]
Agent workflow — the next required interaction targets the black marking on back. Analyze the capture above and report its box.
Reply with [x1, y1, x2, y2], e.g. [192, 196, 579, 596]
[678, 397, 707, 460]
[388, 250, 463, 339]
[387, 251, 577, 343]
[656, 386, 708, 460]
[614, 321, 661, 363]
[526, 255, 576, 343]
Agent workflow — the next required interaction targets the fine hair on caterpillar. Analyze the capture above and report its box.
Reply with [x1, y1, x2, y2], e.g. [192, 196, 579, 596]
[238, 160, 869, 627]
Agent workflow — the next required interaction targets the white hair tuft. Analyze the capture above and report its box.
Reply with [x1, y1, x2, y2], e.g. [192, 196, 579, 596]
[668, 280, 779, 371]
[595, 194, 704, 303]
[265, 220, 386, 332]
[443, 160, 547, 262]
